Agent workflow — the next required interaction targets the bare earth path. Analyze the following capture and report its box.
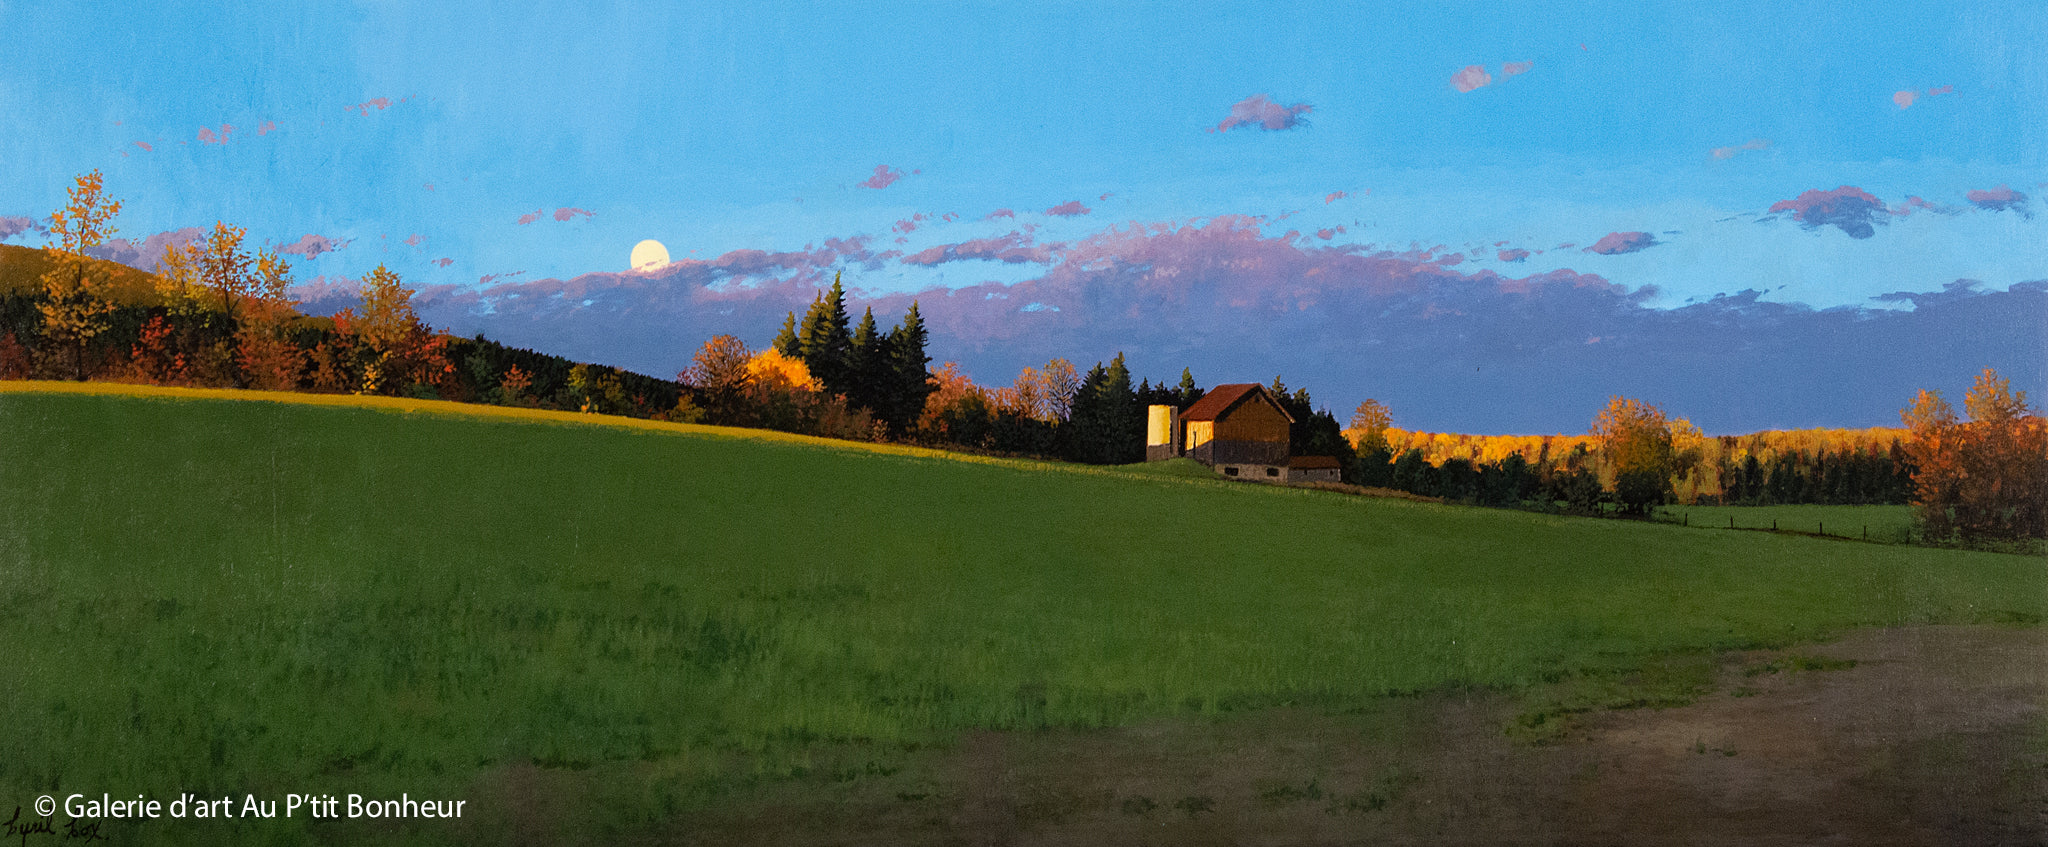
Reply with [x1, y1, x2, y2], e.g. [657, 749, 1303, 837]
[673, 625, 2046, 846]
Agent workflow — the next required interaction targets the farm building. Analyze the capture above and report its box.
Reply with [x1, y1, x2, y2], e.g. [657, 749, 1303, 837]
[1146, 383, 1341, 482]
[1286, 455, 1343, 483]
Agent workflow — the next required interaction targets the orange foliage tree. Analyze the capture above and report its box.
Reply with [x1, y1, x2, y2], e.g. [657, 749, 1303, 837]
[1901, 368, 2048, 542]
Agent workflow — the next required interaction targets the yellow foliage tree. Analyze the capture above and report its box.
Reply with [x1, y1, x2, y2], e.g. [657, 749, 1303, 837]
[39, 170, 123, 379]
[1591, 396, 1675, 514]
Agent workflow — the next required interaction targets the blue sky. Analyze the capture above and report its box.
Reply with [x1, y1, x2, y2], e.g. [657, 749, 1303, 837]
[3, 1, 2043, 431]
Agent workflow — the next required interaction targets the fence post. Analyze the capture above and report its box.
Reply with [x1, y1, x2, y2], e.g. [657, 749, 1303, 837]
[1819, 521, 1823, 537]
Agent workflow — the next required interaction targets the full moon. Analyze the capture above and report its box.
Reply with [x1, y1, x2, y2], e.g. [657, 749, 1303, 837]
[630, 239, 670, 272]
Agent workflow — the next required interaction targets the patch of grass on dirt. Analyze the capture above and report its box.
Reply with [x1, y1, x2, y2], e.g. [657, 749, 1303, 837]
[1744, 655, 1859, 677]
[1507, 652, 1721, 744]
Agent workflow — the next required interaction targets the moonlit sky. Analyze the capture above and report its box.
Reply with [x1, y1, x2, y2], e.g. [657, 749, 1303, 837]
[4, 1, 2043, 432]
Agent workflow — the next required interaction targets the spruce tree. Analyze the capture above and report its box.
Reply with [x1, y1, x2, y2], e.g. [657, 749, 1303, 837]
[847, 307, 884, 415]
[796, 274, 853, 395]
[772, 311, 800, 357]
[1175, 368, 1203, 409]
[1102, 353, 1141, 463]
[884, 301, 934, 434]
[1061, 362, 1109, 462]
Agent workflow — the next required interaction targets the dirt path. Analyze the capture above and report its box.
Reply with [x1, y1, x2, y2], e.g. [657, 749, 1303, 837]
[677, 625, 2047, 846]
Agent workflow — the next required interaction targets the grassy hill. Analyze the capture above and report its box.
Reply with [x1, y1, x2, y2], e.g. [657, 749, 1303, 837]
[0, 242, 166, 304]
[2, 382, 2042, 844]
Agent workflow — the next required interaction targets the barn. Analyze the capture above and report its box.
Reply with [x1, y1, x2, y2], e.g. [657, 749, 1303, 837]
[1146, 383, 1323, 482]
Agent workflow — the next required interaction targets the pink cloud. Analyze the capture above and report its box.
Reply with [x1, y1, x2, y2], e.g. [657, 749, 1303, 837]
[197, 124, 233, 144]
[257, 120, 277, 135]
[901, 231, 1062, 266]
[554, 207, 593, 222]
[132, 141, 153, 152]
[403, 233, 425, 247]
[1314, 227, 1346, 241]
[1582, 231, 1661, 255]
[1889, 195, 1958, 217]
[1451, 65, 1493, 93]
[424, 183, 435, 191]
[277, 233, 354, 260]
[432, 257, 453, 268]
[1211, 94, 1312, 132]
[516, 209, 545, 225]
[986, 208, 1015, 220]
[0, 216, 46, 241]
[83, 227, 205, 271]
[858, 165, 905, 189]
[893, 213, 928, 234]
[1768, 186, 1889, 238]
[1711, 138, 1770, 159]
[1325, 191, 1348, 204]
[1099, 192, 1114, 201]
[1498, 248, 1530, 262]
[353, 97, 393, 116]
[1966, 185, 2031, 217]
[1502, 60, 1533, 76]
[0, 216, 43, 238]
[1045, 201, 1091, 217]
[480, 271, 526, 286]
[1895, 85, 1956, 109]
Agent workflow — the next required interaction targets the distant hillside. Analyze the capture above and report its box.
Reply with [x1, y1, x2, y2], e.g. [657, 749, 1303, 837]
[0, 242, 167, 305]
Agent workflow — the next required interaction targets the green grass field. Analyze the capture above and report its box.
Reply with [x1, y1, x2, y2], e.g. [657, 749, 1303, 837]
[1656, 503, 1917, 542]
[3, 384, 2044, 844]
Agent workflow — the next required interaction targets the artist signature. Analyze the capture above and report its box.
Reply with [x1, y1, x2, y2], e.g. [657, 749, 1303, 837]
[4, 808, 106, 845]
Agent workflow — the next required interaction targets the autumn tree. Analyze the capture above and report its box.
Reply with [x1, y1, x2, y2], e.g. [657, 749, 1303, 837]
[39, 170, 123, 379]
[681, 334, 754, 423]
[1901, 369, 2048, 542]
[1591, 396, 1675, 515]
[233, 247, 303, 389]
[330, 264, 445, 395]
[1350, 399, 1393, 452]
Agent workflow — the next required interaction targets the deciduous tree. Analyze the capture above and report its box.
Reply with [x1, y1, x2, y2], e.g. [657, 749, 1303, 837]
[39, 170, 123, 379]
[1591, 396, 1675, 514]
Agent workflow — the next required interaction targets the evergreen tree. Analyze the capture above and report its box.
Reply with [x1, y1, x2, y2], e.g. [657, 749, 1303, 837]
[772, 311, 799, 357]
[847, 306, 885, 415]
[796, 274, 852, 395]
[1101, 353, 1142, 463]
[1391, 448, 1429, 494]
[1175, 368, 1203, 409]
[882, 301, 934, 435]
[1060, 362, 1110, 463]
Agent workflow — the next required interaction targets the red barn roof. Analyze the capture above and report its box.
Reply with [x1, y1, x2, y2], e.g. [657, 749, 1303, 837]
[1179, 383, 1295, 424]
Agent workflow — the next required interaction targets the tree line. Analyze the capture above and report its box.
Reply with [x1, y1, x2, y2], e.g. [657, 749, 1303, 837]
[2, 171, 678, 413]
[1344, 378, 2042, 544]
